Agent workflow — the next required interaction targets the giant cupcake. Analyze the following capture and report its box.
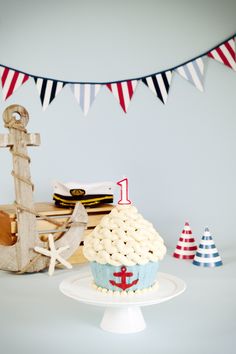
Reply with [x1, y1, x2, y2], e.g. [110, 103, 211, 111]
[83, 204, 166, 293]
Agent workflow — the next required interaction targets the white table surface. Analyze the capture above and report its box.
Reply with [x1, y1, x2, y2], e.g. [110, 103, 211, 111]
[0, 251, 235, 354]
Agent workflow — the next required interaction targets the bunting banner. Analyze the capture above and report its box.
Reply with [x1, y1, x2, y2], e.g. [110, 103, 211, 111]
[0, 33, 235, 114]
[72, 83, 101, 115]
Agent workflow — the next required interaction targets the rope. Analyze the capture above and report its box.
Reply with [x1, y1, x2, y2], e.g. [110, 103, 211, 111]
[17, 254, 42, 274]
[12, 151, 31, 162]
[15, 200, 82, 231]
[14, 202, 87, 228]
[14, 202, 36, 215]
[11, 171, 34, 190]
[14, 202, 69, 227]
[5, 120, 34, 192]
[4, 121, 27, 133]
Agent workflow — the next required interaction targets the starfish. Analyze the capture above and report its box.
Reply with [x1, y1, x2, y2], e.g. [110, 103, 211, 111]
[34, 234, 72, 276]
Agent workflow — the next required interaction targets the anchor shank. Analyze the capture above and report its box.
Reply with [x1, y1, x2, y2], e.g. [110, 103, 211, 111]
[10, 125, 37, 270]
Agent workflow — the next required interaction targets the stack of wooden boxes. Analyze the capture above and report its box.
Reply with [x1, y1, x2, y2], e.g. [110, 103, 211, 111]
[0, 202, 113, 264]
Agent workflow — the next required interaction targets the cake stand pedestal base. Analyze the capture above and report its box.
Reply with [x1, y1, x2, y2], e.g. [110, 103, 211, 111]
[100, 306, 145, 333]
[60, 271, 186, 334]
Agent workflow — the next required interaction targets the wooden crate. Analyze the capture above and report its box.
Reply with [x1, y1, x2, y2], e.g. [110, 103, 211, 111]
[0, 202, 113, 264]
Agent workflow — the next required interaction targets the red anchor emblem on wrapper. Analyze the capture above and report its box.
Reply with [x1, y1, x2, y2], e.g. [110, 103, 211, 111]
[109, 266, 139, 290]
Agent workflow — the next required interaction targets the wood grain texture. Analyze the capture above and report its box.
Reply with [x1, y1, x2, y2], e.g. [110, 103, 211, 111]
[0, 106, 89, 272]
[0, 204, 113, 265]
[0, 211, 17, 246]
[0, 202, 113, 218]
[10, 212, 109, 234]
[0, 105, 38, 270]
[0, 202, 113, 266]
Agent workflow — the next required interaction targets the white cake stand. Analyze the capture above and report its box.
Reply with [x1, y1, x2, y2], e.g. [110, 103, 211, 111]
[59, 271, 186, 334]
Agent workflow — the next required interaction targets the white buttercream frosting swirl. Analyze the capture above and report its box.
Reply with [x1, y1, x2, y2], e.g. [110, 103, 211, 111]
[83, 205, 166, 266]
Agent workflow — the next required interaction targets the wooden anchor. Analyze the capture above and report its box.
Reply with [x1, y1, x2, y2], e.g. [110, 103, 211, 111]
[0, 104, 88, 273]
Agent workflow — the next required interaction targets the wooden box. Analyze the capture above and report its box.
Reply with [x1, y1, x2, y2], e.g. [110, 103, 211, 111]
[0, 202, 113, 264]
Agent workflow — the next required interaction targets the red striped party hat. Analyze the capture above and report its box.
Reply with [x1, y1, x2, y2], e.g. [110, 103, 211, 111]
[173, 222, 197, 259]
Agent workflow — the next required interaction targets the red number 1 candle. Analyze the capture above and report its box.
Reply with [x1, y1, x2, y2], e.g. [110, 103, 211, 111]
[117, 178, 131, 205]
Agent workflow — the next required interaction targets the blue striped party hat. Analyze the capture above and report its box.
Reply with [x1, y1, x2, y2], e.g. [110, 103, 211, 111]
[192, 227, 223, 267]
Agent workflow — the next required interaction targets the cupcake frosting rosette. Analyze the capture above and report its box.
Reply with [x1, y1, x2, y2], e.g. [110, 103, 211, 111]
[83, 205, 166, 293]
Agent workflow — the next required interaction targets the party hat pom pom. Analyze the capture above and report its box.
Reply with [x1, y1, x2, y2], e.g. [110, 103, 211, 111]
[192, 227, 223, 267]
[173, 222, 197, 260]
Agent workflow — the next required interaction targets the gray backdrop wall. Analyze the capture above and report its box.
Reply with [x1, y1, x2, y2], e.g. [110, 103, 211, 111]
[0, 0, 235, 252]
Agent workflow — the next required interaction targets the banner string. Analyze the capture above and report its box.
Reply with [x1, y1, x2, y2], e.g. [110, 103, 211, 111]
[0, 32, 235, 85]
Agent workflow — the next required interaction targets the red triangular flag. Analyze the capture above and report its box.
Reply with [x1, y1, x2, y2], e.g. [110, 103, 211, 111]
[207, 38, 236, 71]
[106, 80, 138, 113]
[0, 67, 29, 100]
